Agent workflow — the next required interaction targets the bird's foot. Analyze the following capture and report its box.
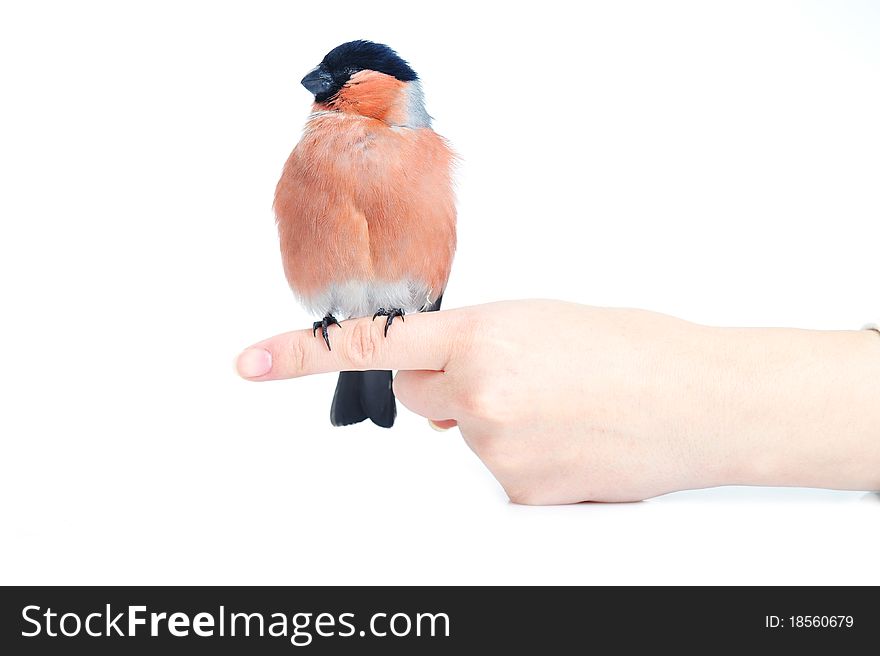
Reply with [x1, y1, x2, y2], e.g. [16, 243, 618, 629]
[372, 307, 405, 336]
[312, 314, 341, 351]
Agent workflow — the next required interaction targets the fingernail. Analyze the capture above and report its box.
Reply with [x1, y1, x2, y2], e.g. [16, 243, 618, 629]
[236, 348, 272, 378]
[428, 419, 450, 432]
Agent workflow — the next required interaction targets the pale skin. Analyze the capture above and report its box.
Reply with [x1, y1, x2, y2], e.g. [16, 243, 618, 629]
[236, 300, 880, 504]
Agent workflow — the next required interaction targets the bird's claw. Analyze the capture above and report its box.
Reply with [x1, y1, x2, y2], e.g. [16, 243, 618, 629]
[312, 315, 341, 351]
[372, 307, 405, 337]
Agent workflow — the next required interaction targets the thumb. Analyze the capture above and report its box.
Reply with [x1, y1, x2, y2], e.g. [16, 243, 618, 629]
[235, 310, 459, 380]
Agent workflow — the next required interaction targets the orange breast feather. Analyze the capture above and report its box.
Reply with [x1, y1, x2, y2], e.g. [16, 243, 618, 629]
[274, 109, 456, 304]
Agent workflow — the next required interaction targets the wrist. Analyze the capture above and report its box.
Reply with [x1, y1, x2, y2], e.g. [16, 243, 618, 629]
[706, 327, 880, 490]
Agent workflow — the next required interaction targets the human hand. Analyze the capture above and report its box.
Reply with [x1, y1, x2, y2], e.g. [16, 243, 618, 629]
[236, 300, 880, 503]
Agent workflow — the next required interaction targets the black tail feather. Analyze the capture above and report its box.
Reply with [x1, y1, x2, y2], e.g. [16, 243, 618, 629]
[330, 370, 396, 428]
[328, 294, 443, 428]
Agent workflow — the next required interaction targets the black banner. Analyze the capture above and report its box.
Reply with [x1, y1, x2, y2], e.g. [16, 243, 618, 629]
[1, 586, 876, 653]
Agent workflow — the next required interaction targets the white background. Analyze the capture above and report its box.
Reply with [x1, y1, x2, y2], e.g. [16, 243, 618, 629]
[1, 1, 878, 585]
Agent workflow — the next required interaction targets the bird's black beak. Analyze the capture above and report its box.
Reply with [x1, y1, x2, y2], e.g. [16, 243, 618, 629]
[301, 66, 334, 96]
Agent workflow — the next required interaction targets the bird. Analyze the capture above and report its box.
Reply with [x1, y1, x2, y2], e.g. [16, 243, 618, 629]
[274, 40, 457, 428]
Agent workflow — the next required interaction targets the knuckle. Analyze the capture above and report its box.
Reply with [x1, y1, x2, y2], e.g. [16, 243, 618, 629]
[287, 339, 309, 374]
[450, 315, 478, 356]
[506, 487, 542, 506]
[460, 382, 506, 423]
[343, 319, 382, 368]
[390, 372, 410, 402]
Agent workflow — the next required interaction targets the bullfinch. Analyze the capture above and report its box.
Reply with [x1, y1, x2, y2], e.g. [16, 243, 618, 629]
[274, 40, 457, 428]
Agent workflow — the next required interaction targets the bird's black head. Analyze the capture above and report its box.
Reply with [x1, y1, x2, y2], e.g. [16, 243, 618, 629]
[301, 40, 418, 103]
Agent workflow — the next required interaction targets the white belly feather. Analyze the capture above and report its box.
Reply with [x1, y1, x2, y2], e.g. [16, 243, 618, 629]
[298, 279, 433, 319]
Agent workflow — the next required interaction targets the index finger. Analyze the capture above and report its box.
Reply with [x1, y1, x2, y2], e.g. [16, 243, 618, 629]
[235, 310, 460, 380]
